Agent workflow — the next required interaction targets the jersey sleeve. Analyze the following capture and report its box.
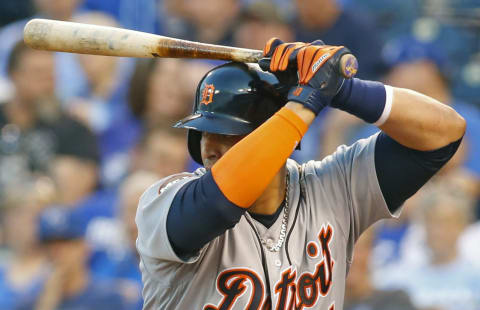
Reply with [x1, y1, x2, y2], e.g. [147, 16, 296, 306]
[375, 132, 462, 213]
[308, 132, 393, 243]
[135, 173, 201, 264]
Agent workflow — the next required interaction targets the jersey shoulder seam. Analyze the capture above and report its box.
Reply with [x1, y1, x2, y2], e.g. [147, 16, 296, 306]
[158, 172, 195, 195]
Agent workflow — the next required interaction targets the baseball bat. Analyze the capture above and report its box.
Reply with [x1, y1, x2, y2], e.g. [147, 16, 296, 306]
[23, 18, 358, 78]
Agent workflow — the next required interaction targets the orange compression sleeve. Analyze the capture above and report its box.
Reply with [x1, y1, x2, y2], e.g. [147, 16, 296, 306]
[211, 107, 308, 208]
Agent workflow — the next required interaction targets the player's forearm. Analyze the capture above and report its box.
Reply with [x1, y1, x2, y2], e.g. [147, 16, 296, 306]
[378, 87, 466, 151]
[212, 107, 309, 207]
[332, 78, 466, 151]
[285, 102, 316, 125]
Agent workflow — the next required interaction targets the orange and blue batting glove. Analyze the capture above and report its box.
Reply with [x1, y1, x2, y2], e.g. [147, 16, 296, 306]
[260, 38, 307, 89]
[263, 37, 308, 72]
[287, 43, 353, 115]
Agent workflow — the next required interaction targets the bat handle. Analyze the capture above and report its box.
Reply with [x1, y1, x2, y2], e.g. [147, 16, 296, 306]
[258, 54, 358, 79]
[257, 58, 271, 71]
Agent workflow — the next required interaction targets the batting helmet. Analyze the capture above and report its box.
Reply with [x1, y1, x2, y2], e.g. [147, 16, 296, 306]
[174, 62, 289, 165]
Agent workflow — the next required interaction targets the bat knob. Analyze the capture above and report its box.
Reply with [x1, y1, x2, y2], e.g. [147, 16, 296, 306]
[339, 54, 358, 79]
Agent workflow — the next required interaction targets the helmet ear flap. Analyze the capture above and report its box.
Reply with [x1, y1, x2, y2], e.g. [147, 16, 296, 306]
[187, 130, 203, 165]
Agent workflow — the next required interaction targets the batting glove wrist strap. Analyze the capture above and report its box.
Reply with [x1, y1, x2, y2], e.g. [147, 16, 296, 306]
[331, 78, 387, 124]
[287, 85, 331, 115]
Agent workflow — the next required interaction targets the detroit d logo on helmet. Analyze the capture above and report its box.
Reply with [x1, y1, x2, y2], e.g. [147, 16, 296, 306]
[200, 84, 215, 105]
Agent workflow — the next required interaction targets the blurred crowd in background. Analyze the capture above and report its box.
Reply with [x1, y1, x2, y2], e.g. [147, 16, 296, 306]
[0, 0, 478, 309]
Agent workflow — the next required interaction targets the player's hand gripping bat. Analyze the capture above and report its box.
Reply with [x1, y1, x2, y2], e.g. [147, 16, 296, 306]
[23, 18, 358, 78]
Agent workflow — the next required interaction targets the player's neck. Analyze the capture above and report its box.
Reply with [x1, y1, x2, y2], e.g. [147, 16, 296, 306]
[248, 166, 287, 215]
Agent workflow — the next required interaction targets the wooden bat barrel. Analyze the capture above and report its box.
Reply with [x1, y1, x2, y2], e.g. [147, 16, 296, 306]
[23, 18, 357, 78]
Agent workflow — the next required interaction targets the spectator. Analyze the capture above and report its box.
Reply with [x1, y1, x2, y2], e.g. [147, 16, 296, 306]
[118, 171, 158, 258]
[0, 186, 48, 309]
[50, 119, 100, 208]
[160, 0, 192, 38]
[29, 206, 128, 310]
[131, 125, 188, 178]
[0, 1, 34, 27]
[233, 1, 294, 50]
[80, 0, 159, 34]
[87, 171, 160, 309]
[293, 0, 388, 80]
[180, 0, 241, 45]
[128, 58, 211, 129]
[376, 186, 480, 310]
[371, 172, 479, 271]
[340, 0, 419, 42]
[47, 116, 118, 224]
[345, 227, 417, 310]
[66, 12, 141, 187]
[111, 171, 160, 309]
[458, 219, 480, 270]
[0, 0, 85, 101]
[0, 41, 85, 199]
[0, 41, 110, 221]
[33, 0, 82, 21]
[67, 13, 133, 131]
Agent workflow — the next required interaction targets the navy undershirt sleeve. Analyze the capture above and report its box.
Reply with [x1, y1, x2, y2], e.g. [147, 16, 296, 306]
[166, 172, 246, 258]
[375, 132, 462, 213]
[167, 133, 462, 257]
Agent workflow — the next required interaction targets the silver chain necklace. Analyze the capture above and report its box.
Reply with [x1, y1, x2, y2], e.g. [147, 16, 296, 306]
[260, 172, 290, 252]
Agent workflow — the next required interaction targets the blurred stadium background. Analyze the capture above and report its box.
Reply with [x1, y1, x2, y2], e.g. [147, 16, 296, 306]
[0, 0, 478, 309]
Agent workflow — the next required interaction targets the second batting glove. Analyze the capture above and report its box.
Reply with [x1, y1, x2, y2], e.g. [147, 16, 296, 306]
[287, 43, 353, 115]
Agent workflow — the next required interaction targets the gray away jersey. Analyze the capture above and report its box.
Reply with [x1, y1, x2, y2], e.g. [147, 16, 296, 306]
[136, 133, 401, 309]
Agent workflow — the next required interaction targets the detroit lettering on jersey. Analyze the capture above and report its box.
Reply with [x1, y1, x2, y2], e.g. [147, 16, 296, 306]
[204, 224, 335, 310]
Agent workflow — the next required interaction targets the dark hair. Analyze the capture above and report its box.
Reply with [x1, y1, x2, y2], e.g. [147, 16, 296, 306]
[55, 118, 100, 164]
[7, 40, 32, 77]
[128, 58, 157, 118]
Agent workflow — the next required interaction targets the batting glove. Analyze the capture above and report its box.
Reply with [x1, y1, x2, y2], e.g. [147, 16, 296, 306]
[259, 38, 308, 89]
[287, 43, 353, 115]
[263, 38, 307, 71]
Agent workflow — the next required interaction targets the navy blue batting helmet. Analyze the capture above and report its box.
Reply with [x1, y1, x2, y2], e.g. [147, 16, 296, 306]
[174, 62, 288, 165]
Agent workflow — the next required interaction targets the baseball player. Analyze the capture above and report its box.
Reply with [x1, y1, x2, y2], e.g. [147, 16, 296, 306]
[135, 39, 465, 309]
